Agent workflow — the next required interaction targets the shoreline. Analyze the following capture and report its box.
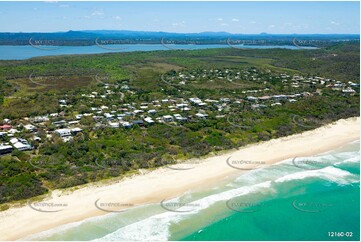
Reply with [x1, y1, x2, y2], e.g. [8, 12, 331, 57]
[0, 117, 359, 240]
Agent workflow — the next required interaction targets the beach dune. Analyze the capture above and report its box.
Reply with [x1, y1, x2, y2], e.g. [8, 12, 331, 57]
[0, 117, 359, 240]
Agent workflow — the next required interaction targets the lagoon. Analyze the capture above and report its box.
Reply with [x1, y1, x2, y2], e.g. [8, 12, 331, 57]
[0, 44, 316, 60]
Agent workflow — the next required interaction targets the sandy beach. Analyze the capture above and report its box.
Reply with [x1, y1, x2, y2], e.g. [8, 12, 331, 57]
[0, 117, 359, 241]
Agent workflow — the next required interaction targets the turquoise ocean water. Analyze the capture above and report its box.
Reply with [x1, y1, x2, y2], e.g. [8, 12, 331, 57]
[23, 140, 360, 241]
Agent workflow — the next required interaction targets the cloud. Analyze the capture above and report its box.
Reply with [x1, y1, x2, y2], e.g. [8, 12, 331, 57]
[172, 21, 186, 27]
[114, 16, 121, 20]
[268, 25, 276, 28]
[331, 21, 340, 25]
[231, 18, 239, 22]
[91, 9, 104, 16]
[249, 21, 257, 24]
[217, 18, 223, 21]
[59, 4, 69, 8]
[221, 23, 228, 26]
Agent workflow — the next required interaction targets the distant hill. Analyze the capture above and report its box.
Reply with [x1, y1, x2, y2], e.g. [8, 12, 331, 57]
[0, 30, 359, 46]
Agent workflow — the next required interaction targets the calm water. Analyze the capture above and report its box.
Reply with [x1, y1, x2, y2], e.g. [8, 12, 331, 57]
[23, 140, 360, 241]
[0, 44, 316, 60]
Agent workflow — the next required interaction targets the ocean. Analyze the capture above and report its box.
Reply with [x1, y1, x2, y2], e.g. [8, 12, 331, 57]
[0, 44, 316, 60]
[23, 140, 360, 241]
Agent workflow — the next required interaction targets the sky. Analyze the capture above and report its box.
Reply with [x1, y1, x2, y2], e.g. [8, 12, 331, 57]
[0, 1, 359, 34]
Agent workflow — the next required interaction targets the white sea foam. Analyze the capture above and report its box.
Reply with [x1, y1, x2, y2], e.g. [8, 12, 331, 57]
[94, 181, 273, 241]
[24, 142, 360, 241]
[275, 166, 357, 185]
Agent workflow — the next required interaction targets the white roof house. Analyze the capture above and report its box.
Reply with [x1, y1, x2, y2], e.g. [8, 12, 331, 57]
[144, 117, 155, 124]
[13, 142, 32, 151]
[0, 144, 13, 155]
[195, 113, 208, 119]
[55, 129, 72, 137]
[108, 122, 119, 128]
[24, 124, 36, 131]
[163, 115, 174, 122]
[71, 127, 83, 133]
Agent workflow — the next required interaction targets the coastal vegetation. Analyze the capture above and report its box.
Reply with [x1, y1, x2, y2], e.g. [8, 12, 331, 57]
[0, 41, 359, 204]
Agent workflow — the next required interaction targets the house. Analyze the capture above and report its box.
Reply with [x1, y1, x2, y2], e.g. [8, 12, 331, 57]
[10, 138, 33, 151]
[195, 113, 208, 119]
[246, 96, 258, 102]
[33, 116, 49, 123]
[24, 124, 37, 132]
[7, 128, 19, 134]
[0, 124, 12, 130]
[272, 95, 288, 100]
[258, 96, 271, 101]
[134, 110, 144, 114]
[53, 120, 67, 127]
[104, 113, 114, 120]
[68, 121, 80, 125]
[75, 114, 83, 120]
[220, 98, 230, 103]
[55, 129, 72, 137]
[0, 144, 13, 155]
[2, 119, 11, 124]
[120, 121, 133, 128]
[144, 117, 155, 125]
[33, 136, 41, 142]
[148, 109, 157, 115]
[13, 141, 33, 151]
[174, 114, 187, 122]
[71, 127, 83, 135]
[163, 115, 174, 122]
[189, 97, 202, 105]
[108, 122, 120, 128]
[132, 120, 145, 126]
[271, 102, 282, 106]
[342, 87, 356, 94]
[121, 84, 130, 90]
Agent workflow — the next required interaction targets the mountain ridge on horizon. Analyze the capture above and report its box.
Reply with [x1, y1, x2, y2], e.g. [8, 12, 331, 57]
[0, 30, 358, 46]
[1, 30, 360, 36]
